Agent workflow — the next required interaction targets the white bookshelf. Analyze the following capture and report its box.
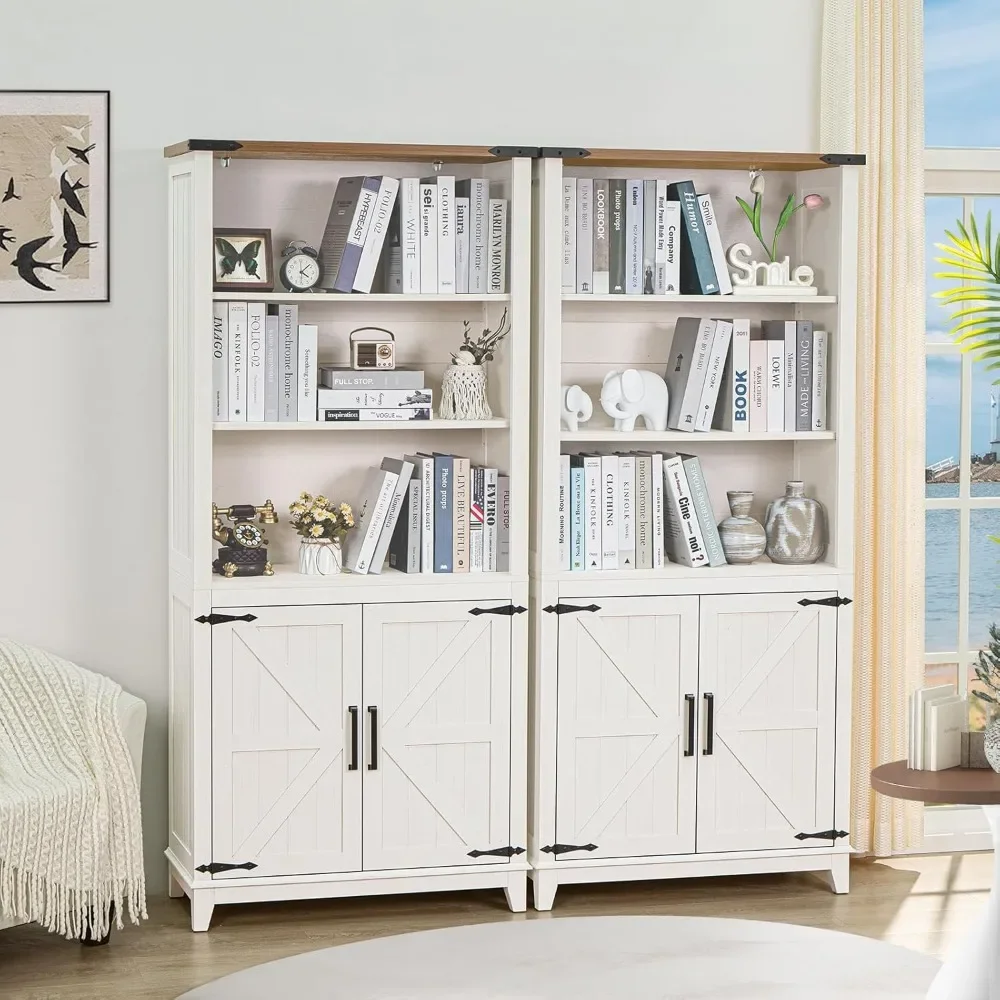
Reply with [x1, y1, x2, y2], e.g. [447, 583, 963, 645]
[527, 149, 860, 909]
[166, 141, 531, 930]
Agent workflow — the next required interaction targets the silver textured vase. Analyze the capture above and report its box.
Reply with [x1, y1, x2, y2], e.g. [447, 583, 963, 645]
[764, 481, 827, 565]
[985, 719, 1000, 773]
[718, 491, 767, 565]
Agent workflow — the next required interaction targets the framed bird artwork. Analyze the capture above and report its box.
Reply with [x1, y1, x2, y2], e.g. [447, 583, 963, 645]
[213, 227, 274, 292]
[0, 90, 109, 302]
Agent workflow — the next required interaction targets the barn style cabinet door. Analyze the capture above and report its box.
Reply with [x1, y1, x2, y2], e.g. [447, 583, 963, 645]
[362, 602, 513, 871]
[696, 592, 838, 854]
[211, 606, 363, 878]
[554, 597, 699, 861]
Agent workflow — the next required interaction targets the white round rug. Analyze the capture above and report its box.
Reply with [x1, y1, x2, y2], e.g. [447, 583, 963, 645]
[178, 915, 940, 999]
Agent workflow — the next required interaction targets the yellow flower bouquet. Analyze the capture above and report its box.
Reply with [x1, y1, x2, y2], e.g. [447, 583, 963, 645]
[288, 492, 356, 543]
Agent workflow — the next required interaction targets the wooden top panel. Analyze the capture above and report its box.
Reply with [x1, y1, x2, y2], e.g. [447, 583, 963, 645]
[563, 149, 859, 171]
[871, 760, 1000, 804]
[162, 140, 518, 163]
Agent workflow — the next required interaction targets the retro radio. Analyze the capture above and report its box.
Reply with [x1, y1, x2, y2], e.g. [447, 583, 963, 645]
[350, 327, 395, 370]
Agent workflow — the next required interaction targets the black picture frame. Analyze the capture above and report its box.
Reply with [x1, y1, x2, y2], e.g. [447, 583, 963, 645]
[213, 228, 275, 292]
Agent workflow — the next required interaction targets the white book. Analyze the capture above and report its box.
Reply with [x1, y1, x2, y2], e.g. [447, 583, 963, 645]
[650, 453, 665, 569]
[713, 318, 751, 432]
[664, 201, 681, 294]
[419, 181, 438, 293]
[926, 695, 965, 771]
[354, 175, 400, 293]
[635, 454, 652, 569]
[401, 178, 421, 294]
[484, 467, 499, 572]
[497, 474, 511, 572]
[697, 193, 734, 295]
[263, 309, 280, 422]
[368, 457, 415, 574]
[784, 320, 797, 432]
[583, 455, 602, 570]
[347, 467, 400, 574]
[404, 454, 435, 574]
[618, 455, 636, 570]
[601, 455, 619, 570]
[662, 454, 709, 568]
[749, 338, 767, 433]
[245, 302, 265, 422]
[694, 319, 733, 431]
[653, 180, 668, 294]
[488, 199, 507, 294]
[593, 179, 610, 294]
[436, 175, 456, 294]
[465, 178, 489, 294]
[766, 338, 784, 433]
[278, 304, 298, 421]
[559, 454, 571, 571]
[577, 178, 594, 293]
[455, 196, 470, 294]
[296, 324, 318, 423]
[812, 329, 828, 431]
[561, 180, 577, 294]
[914, 685, 957, 769]
[227, 301, 247, 422]
[667, 317, 718, 431]
[626, 179, 643, 294]
[212, 302, 228, 421]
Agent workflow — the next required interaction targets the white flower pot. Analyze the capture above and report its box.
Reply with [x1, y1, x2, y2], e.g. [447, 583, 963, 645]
[439, 364, 492, 420]
[298, 538, 343, 576]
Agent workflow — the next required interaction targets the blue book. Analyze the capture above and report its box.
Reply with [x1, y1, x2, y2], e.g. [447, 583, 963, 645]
[433, 453, 454, 572]
[666, 180, 719, 295]
[570, 464, 585, 572]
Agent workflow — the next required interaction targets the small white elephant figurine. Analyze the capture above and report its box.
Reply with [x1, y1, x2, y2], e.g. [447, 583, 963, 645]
[600, 369, 670, 432]
[561, 384, 594, 432]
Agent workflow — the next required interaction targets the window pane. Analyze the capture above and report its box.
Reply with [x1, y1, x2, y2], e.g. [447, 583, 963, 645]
[927, 508, 960, 652]
[970, 662, 991, 732]
[927, 197, 964, 337]
[926, 354, 960, 491]
[970, 508, 1000, 651]
[926, 661, 959, 688]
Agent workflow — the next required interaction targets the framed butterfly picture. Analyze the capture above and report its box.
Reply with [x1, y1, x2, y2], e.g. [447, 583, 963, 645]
[213, 228, 274, 292]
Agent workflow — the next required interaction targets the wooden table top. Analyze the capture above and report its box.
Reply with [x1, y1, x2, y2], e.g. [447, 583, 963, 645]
[871, 760, 1000, 804]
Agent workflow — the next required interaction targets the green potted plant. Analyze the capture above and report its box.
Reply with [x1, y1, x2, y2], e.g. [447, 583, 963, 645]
[973, 624, 1000, 771]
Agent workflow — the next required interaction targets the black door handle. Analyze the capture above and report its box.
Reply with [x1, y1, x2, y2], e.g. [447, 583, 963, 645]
[368, 706, 378, 770]
[703, 693, 715, 756]
[347, 706, 359, 771]
[684, 694, 696, 757]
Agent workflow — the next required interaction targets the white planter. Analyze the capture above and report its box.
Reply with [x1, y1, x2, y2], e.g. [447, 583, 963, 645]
[439, 364, 492, 420]
[298, 538, 343, 576]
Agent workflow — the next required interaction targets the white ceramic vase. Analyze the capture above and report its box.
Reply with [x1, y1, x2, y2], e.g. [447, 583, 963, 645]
[298, 537, 342, 576]
[985, 718, 1000, 773]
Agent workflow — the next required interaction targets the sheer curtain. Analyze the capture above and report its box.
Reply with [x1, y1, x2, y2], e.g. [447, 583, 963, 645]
[821, 0, 926, 855]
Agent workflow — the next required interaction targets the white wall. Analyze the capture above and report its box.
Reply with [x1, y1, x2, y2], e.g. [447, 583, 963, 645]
[0, 0, 822, 892]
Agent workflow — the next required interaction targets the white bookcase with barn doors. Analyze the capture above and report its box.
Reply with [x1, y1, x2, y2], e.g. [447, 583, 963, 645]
[165, 140, 531, 931]
[527, 149, 861, 909]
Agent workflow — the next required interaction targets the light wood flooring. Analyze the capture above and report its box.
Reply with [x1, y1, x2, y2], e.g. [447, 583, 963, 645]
[0, 854, 991, 999]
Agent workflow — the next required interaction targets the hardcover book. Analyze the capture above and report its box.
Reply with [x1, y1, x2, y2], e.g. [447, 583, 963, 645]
[559, 454, 571, 571]
[697, 193, 734, 295]
[263, 305, 279, 422]
[278, 303, 298, 421]
[245, 302, 265, 422]
[384, 202, 402, 294]
[664, 201, 681, 294]
[470, 466, 485, 572]
[694, 319, 733, 431]
[457, 178, 489, 294]
[434, 175, 456, 294]
[497, 474, 511, 572]
[601, 454, 619, 570]
[609, 180, 626, 294]
[577, 177, 594, 293]
[318, 175, 364, 291]
[570, 463, 584, 571]
[321, 408, 431, 422]
[666, 316, 717, 431]
[749, 337, 767, 433]
[452, 456, 470, 572]
[635, 453, 652, 569]
[618, 454, 636, 569]
[404, 453, 435, 573]
[347, 465, 399, 574]
[317, 388, 432, 409]
[653, 180, 667, 295]
[488, 199, 508, 294]
[319, 368, 425, 390]
[760, 319, 798, 432]
[650, 453, 665, 569]
[388, 474, 421, 574]
[333, 175, 380, 293]
[433, 453, 454, 572]
[662, 453, 709, 568]
[643, 179, 656, 294]
[419, 180, 438, 293]
[212, 302, 228, 421]
[354, 176, 400, 293]
[766, 337, 784, 432]
[675, 453, 726, 567]
[583, 454, 602, 570]
[795, 320, 814, 432]
[562, 180, 577, 294]
[592, 179, 610, 294]
[368, 457, 415, 574]
[666, 180, 719, 294]
[455, 196, 470, 294]
[812, 330, 828, 431]
[401, 177, 422, 294]
[484, 467, 499, 571]
[297, 324, 318, 422]
[227, 301, 247, 422]
[713, 318, 751, 432]
[625, 179, 643, 295]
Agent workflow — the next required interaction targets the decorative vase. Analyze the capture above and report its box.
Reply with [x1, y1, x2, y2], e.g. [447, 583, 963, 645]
[718, 491, 767, 564]
[764, 481, 827, 565]
[985, 719, 1000, 773]
[298, 537, 342, 576]
[439, 364, 492, 420]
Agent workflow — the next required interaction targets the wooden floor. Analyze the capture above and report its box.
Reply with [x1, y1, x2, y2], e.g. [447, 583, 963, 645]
[0, 854, 991, 999]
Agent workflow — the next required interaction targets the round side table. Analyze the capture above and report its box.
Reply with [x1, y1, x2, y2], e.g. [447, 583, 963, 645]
[872, 761, 1000, 999]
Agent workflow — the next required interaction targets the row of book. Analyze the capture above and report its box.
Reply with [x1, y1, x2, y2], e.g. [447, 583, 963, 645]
[347, 454, 511, 574]
[213, 302, 435, 422]
[320, 175, 508, 296]
[908, 684, 965, 771]
[561, 178, 734, 296]
[559, 451, 724, 571]
[669, 317, 829, 434]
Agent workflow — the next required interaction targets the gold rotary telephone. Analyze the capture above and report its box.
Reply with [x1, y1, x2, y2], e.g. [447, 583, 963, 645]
[212, 501, 278, 578]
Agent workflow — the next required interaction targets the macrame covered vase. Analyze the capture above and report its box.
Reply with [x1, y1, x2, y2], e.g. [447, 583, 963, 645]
[439, 363, 492, 420]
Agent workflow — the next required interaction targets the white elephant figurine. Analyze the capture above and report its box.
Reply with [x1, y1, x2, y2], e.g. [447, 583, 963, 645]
[561, 384, 594, 432]
[600, 369, 670, 432]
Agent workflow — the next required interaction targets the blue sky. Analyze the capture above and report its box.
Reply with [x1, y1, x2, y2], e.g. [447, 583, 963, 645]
[925, 0, 1000, 464]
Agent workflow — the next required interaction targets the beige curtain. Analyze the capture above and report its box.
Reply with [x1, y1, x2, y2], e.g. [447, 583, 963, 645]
[821, 0, 926, 855]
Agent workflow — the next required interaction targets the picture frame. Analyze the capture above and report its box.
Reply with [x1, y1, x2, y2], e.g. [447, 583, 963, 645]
[213, 228, 274, 292]
[0, 90, 110, 303]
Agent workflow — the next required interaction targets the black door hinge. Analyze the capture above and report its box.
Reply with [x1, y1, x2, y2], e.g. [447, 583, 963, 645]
[195, 861, 258, 875]
[488, 145, 541, 158]
[538, 146, 591, 159]
[797, 597, 852, 608]
[543, 603, 601, 615]
[467, 845, 526, 859]
[194, 613, 258, 625]
[820, 152, 866, 166]
[794, 829, 849, 842]
[185, 139, 244, 153]
[540, 843, 598, 855]
[469, 604, 527, 617]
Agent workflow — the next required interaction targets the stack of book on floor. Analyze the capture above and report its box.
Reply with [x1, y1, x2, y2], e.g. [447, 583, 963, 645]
[320, 174, 508, 295]
[907, 684, 965, 771]
[348, 454, 510, 575]
[558, 451, 725, 571]
[666, 317, 828, 434]
[318, 367, 431, 423]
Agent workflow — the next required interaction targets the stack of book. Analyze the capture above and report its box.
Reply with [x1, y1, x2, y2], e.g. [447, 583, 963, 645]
[561, 178, 732, 296]
[348, 454, 511, 575]
[667, 316, 828, 434]
[318, 367, 432, 423]
[319, 174, 508, 295]
[559, 451, 725, 571]
[908, 684, 965, 771]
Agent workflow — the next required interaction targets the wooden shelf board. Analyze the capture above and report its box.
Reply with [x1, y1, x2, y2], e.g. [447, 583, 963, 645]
[214, 419, 509, 432]
[564, 149, 857, 171]
[562, 293, 837, 305]
[560, 430, 836, 443]
[554, 561, 841, 582]
[165, 140, 514, 163]
[213, 566, 517, 589]
[211, 292, 509, 304]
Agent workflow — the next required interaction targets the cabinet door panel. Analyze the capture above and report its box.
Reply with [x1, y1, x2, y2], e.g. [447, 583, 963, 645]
[363, 603, 512, 871]
[697, 592, 838, 854]
[555, 596, 699, 860]
[212, 605, 362, 878]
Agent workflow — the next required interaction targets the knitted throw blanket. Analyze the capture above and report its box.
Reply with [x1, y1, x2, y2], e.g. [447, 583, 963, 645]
[0, 639, 146, 938]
